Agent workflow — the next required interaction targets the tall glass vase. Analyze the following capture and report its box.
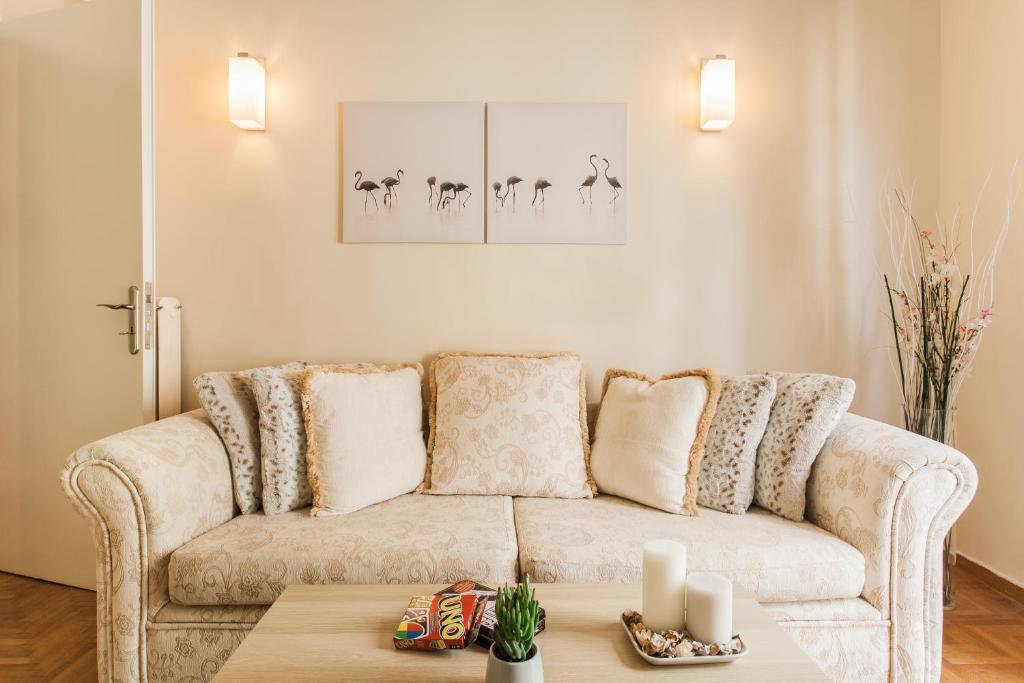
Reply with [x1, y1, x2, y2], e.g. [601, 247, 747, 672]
[911, 408, 957, 608]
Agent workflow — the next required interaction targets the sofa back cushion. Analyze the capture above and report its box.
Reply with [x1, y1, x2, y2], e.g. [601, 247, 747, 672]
[425, 352, 595, 498]
[302, 363, 427, 516]
[193, 361, 305, 513]
[590, 369, 721, 515]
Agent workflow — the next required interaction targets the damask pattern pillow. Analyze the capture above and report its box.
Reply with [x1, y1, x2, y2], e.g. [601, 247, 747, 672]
[425, 352, 595, 498]
[303, 363, 428, 517]
[193, 362, 305, 514]
[754, 372, 855, 521]
[697, 374, 777, 514]
[590, 368, 721, 515]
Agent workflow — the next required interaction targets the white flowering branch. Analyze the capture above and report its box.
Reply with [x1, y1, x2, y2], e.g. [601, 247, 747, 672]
[880, 167, 1019, 439]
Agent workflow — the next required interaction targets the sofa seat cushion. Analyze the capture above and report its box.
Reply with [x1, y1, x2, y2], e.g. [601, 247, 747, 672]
[169, 494, 519, 605]
[514, 495, 865, 603]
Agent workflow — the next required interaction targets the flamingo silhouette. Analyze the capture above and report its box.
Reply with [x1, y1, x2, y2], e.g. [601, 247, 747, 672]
[601, 158, 623, 204]
[532, 178, 552, 207]
[578, 154, 599, 204]
[437, 181, 456, 210]
[380, 169, 403, 207]
[427, 176, 437, 205]
[454, 183, 472, 208]
[353, 171, 380, 211]
[506, 176, 523, 205]
[492, 181, 504, 208]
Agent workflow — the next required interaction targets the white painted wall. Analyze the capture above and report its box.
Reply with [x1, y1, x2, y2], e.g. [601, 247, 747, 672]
[941, 0, 1024, 588]
[155, 0, 940, 427]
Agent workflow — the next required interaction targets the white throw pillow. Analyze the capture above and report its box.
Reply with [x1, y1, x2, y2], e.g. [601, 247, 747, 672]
[590, 369, 721, 515]
[302, 363, 427, 517]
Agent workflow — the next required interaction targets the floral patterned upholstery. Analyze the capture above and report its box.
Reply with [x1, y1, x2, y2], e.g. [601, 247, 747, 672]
[169, 494, 519, 605]
[514, 495, 865, 602]
[807, 413, 977, 683]
[63, 409, 976, 683]
[62, 411, 235, 683]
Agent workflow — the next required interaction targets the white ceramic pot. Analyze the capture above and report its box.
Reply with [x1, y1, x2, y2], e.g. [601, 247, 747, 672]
[485, 643, 544, 683]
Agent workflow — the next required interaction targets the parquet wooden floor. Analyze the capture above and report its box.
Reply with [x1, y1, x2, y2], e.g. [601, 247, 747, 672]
[0, 572, 96, 681]
[0, 564, 1020, 681]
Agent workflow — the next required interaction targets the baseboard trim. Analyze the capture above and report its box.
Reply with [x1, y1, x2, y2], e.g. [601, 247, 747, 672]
[956, 554, 1024, 605]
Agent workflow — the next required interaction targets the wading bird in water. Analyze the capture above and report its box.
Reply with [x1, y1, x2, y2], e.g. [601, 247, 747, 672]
[454, 183, 472, 208]
[602, 158, 623, 204]
[353, 171, 380, 211]
[437, 181, 456, 209]
[380, 169, 403, 207]
[427, 176, 437, 205]
[532, 178, 552, 207]
[578, 154, 599, 204]
[506, 176, 523, 205]
[492, 181, 504, 208]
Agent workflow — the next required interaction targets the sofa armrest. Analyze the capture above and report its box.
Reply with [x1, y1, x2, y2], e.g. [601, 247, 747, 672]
[61, 410, 235, 683]
[806, 412, 977, 683]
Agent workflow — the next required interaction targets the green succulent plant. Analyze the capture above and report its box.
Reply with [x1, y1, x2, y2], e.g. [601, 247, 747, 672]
[493, 575, 540, 662]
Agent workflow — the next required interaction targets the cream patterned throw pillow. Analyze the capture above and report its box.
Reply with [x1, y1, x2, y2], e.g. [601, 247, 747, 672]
[194, 361, 305, 513]
[302, 363, 427, 517]
[697, 374, 777, 514]
[590, 369, 721, 515]
[754, 372, 855, 521]
[426, 352, 594, 498]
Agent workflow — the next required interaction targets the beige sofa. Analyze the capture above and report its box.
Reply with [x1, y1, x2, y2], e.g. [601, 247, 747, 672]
[62, 409, 976, 683]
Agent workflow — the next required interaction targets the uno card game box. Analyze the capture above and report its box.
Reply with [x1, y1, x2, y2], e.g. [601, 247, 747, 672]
[435, 580, 547, 649]
[393, 593, 488, 651]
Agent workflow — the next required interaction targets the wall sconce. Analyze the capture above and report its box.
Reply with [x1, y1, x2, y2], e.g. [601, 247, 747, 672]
[229, 52, 265, 131]
[700, 55, 735, 131]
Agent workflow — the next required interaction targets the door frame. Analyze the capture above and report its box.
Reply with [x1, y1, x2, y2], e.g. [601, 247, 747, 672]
[142, 0, 156, 422]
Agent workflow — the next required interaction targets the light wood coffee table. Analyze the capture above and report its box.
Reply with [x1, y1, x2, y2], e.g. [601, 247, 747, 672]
[215, 583, 827, 682]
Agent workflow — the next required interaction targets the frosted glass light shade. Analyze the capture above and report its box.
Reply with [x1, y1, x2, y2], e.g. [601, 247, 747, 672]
[700, 56, 735, 131]
[229, 53, 265, 131]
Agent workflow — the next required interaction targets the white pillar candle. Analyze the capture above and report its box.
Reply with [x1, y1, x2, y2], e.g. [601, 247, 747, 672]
[685, 572, 733, 645]
[641, 539, 687, 632]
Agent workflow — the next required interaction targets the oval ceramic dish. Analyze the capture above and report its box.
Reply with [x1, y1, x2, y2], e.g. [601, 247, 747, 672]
[620, 615, 749, 666]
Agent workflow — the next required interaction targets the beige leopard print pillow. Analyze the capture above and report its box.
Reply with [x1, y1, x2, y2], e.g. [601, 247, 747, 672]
[193, 361, 305, 514]
[754, 372, 855, 521]
[251, 365, 313, 515]
[697, 374, 777, 514]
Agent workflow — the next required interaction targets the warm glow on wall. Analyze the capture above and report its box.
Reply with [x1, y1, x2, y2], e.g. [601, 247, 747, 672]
[700, 55, 735, 131]
[229, 53, 265, 131]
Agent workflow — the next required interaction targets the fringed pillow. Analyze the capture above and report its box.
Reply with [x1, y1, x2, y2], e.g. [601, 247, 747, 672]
[425, 352, 595, 498]
[590, 368, 722, 515]
[302, 363, 427, 517]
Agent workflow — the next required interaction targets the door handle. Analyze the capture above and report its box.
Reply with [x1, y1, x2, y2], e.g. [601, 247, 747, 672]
[95, 286, 141, 355]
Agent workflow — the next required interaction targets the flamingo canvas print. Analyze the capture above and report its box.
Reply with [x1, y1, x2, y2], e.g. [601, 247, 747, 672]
[340, 102, 484, 243]
[486, 103, 627, 244]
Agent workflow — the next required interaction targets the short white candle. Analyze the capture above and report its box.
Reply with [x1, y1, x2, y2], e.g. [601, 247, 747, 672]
[641, 539, 687, 632]
[685, 572, 733, 645]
